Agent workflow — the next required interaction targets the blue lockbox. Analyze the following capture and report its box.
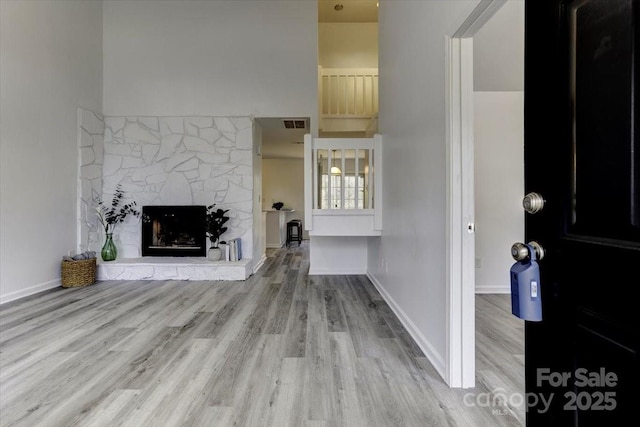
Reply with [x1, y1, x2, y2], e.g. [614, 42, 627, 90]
[510, 244, 542, 321]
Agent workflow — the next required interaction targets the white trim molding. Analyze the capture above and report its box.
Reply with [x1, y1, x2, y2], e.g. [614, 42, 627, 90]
[446, 33, 477, 390]
[475, 286, 510, 294]
[253, 253, 267, 274]
[0, 279, 60, 305]
[304, 133, 313, 231]
[445, 0, 508, 389]
[445, 35, 465, 388]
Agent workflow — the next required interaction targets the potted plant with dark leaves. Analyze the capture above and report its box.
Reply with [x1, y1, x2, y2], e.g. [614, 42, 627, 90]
[95, 184, 140, 261]
[205, 204, 230, 261]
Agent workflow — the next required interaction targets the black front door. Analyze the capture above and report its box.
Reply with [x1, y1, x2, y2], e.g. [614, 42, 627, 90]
[525, 0, 639, 425]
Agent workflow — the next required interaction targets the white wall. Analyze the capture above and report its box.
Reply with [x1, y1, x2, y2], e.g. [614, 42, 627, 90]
[262, 158, 306, 238]
[473, 0, 524, 92]
[369, 0, 479, 378]
[318, 23, 378, 68]
[472, 0, 524, 294]
[474, 92, 524, 293]
[103, 0, 318, 132]
[0, 0, 103, 304]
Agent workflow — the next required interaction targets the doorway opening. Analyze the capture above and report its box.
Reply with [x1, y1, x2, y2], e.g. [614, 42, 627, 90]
[446, 0, 524, 394]
[257, 117, 309, 249]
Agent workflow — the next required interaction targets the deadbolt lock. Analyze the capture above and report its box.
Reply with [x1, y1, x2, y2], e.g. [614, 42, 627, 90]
[523, 192, 545, 214]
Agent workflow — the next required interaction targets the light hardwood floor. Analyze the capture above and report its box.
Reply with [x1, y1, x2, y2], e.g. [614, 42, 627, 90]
[0, 243, 524, 427]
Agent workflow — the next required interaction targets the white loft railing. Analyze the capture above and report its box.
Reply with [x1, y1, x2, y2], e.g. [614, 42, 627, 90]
[304, 134, 382, 236]
[318, 67, 379, 118]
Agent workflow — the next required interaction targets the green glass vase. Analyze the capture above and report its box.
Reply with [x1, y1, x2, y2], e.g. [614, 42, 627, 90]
[101, 233, 117, 261]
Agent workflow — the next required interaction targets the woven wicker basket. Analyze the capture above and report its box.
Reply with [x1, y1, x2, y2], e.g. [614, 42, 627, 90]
[61, 258, 96, 288]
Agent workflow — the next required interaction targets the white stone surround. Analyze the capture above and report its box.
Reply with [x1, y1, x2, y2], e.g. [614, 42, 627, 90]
[102, 115, 254, 262]
[77, 108, 105, 253]
[97, 257, 252, 281]
[75, 113, 258, 281]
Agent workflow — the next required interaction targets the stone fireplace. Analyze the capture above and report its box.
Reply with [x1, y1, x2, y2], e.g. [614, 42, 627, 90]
[78, 110, 260, 281]
[141, 205, 206, 257]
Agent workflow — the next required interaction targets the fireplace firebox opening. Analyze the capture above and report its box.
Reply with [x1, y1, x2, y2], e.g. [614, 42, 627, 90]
[141, 206, 206, 257]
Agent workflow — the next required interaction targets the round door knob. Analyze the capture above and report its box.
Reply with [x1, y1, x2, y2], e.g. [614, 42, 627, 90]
[511, 241, 545, 261]
[511, 242, 529, 261]
[523, 192, 545, 214]
[529, 240, 545, 260]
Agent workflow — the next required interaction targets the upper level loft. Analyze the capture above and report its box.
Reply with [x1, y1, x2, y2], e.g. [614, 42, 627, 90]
[318, 1, 378, 136]
[318, 66, 378, 137]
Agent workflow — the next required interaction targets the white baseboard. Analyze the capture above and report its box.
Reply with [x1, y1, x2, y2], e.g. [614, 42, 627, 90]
[253, 254, 267, 274]
[0, 278, 61, 305]
[367, 271, 447, 381]
[475, 286, 510, 294]
[309, 268, 367, 275]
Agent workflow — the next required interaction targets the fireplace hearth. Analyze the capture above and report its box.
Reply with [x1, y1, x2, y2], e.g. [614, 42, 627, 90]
[141, 206, 206, 257]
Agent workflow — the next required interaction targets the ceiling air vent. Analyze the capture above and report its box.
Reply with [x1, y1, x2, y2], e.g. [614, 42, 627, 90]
[282, 119, 306, 129]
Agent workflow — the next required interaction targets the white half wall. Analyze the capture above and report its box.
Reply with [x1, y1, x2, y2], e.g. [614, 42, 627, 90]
[102, 0, 318, 132]
[0, 0, 103, 304]
[474, 91, 524, 293]
[309, 237, 368, 275]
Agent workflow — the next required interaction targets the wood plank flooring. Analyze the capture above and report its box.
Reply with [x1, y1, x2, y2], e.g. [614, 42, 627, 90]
[0, 243, 524, 427]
